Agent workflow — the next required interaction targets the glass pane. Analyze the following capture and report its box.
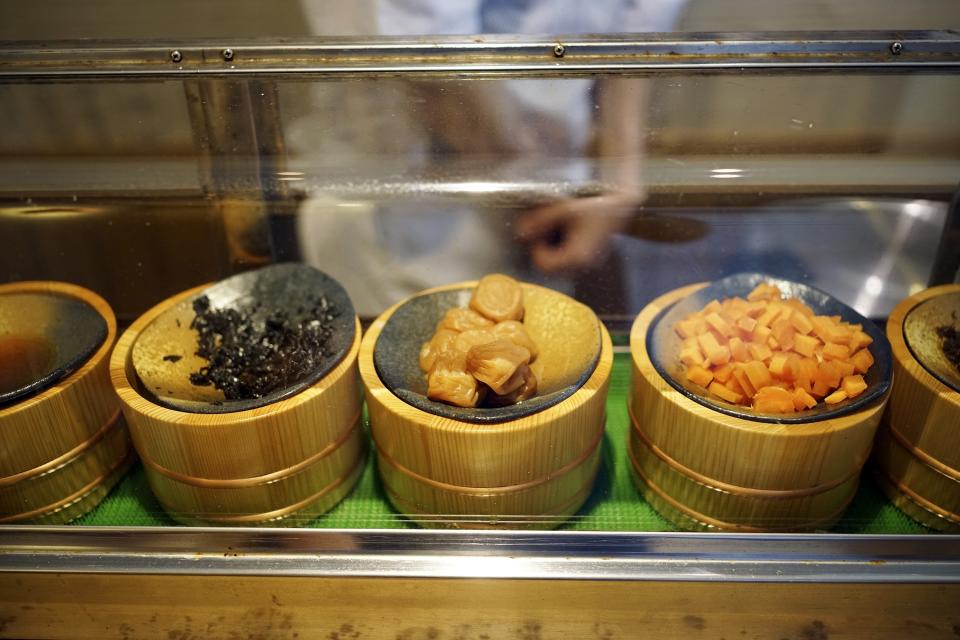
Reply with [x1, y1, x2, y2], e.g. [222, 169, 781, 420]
[1, 64, 957, 534]
[3, 1, 958, 39]
[278, 74, 958, 323]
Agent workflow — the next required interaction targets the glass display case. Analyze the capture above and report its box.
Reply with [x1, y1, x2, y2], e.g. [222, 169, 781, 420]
[1, 23, 959, 639]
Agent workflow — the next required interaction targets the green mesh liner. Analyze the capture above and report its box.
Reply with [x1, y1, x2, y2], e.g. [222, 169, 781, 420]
[74, 351, 931, 533]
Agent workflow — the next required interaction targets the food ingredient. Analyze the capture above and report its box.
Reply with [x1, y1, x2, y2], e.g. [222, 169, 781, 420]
[0, 335, 54, 396]
[936, 313, 960, 374]
[188, 293, 339, 400]
[674, 281, 875, 413]
[421, 274, 539, 408]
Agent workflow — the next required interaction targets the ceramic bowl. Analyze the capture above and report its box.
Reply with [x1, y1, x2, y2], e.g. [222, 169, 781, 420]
[374, 283, 601, 424]
[647, 272, 893, 424]
[131, 263, 356, 414]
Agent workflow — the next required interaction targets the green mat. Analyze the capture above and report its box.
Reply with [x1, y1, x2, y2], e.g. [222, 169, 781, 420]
[74, 352, 930, 533]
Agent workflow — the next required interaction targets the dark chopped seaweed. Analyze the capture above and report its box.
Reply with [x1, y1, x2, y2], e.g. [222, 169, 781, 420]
[187, 293, 338, 400]
[162, 354, 182, 363]
[936, 311, 960, 374]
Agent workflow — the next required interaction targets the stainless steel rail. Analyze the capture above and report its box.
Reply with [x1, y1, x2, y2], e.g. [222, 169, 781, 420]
[1, 31, 959, 79]
[2, 527, 958, 583]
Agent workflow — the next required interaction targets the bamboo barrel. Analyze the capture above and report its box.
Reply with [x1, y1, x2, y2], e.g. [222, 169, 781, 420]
[873, 284, 960, 531]
[0, 281, 130, 524]
[629, 283, 887, 532]
[111, 285, 366, 526]
[360, 281, 613, 530]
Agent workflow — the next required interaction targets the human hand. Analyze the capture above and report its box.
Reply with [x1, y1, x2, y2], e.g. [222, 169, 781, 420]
[515, 193, 641, 274]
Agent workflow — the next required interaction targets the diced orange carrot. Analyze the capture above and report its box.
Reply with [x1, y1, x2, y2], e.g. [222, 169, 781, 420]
[726, 297, 748, 315]
[705, 312, 735, 338]
[686, 365, 714, 388]
[835, 360, 855, 378]
[793, 333, 820, 358]
[841, 374, 868, 398]
[752, 324, 772, 345]
[703, 300, 722, 314]
[826, 324, 852, 344]
[793, 387, 818, 410]
[794, 358, 818, 393]
[812, 378, 831, 398]
[725, 376, 746, 397]
[680, 346, 706, 368]
[746, 283, 768, 301]
[729, 336, 750, 363]
[742, 360, 773, 390]
[822, 342, 851, 361]
[732, 367, 757, 397]
[753, 386, 795, 413]
[736, 316, 758, 336]
[744, 301, 767, 318]
[818, 361, 842, 388]
[709, 380, 744, 404]
[824, 389, 849, 405]
[747, 282, 782, 302]
[708, 327, 729, 347]
[748, 342, 773, 362]
[771, 317, 796, 347]
[850, 330, 874, 352]
[713, 362, 736, 384]
[698, 332, 722, 357]
[757, 303, 783, 328]
[850, 348, 874, 374]
[790, 312, 814, 335]
[784, 298, 815, 317]
[810, 316, 835, 343]
[769, 353, 790, 379]
[709, 345, 731, 366]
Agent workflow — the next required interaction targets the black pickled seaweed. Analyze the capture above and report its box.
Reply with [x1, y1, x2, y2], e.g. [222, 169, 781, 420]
[936, 311, 960, 374]
[187, 293, 339, 400]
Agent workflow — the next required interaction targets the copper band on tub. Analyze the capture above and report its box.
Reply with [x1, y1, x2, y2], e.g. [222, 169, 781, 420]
[627, 441, 855, 533]
[138, 410, 362, 489]
[0, 447, 135, 524]
[156, 443, 368, 525]
[0, 409, 123, 487]
[372, 417, 605, 496]
[381, 468, 598, 528]
[875, 465, 960, 525]
[883, 419, 960, 482]
[628, 400, 866, 499]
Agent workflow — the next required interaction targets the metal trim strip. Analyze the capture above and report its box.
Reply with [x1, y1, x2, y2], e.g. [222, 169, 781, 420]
[1, 31, 959, 79]
[1, 527, 958, 583]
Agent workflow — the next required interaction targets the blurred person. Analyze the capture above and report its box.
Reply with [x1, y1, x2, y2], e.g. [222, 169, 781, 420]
[296, 0, 686, 315]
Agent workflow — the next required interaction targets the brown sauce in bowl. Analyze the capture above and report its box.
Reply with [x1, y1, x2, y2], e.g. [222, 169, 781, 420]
[0, 335, 55, 395]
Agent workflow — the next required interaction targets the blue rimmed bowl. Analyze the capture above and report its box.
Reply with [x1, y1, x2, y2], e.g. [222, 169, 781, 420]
[647, 272, 892, 424]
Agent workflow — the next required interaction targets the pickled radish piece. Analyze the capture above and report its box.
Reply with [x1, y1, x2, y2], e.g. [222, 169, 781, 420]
[466, 338, 532, 395]
[419, 329, 458, 372]
[491, 320, 539, 361]
[427, 351, 485, 407]
[486, 364, 538, 406]
[469, 273, 524, 322]
[437, 307, 494, 333]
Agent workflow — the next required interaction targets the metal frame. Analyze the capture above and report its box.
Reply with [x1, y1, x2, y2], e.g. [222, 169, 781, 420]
[1, 527, 959, 583]
[1, 30, 959, 586]
[1, 31, 959, 79]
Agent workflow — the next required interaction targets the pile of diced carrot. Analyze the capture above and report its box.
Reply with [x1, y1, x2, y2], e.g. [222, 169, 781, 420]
[673, 281, 875, 413]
